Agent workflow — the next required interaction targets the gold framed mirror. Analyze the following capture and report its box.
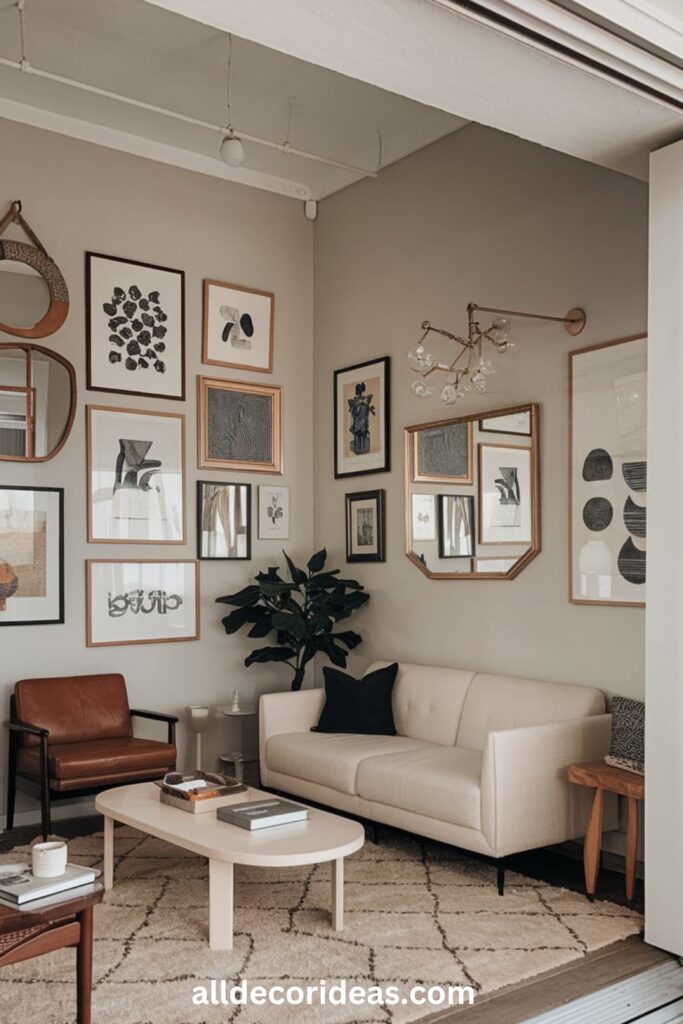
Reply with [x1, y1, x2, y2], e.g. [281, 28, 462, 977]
[0, 342, 77, 461]
[405, 403, 540, 579]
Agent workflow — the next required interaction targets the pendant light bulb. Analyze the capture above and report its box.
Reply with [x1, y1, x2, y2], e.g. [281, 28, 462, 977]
[220, 129, 245, 167]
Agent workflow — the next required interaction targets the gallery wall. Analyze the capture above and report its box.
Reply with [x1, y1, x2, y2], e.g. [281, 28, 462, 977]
[0, 118, 314, 825]
[313, 124, 648, 698]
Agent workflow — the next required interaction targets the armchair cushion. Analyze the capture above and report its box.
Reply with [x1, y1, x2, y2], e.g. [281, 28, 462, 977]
[18, 737, 175, 782]
[15, 675, 133, 746]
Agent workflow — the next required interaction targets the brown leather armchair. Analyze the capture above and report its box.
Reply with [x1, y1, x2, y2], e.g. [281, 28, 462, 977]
[6, 673, 178, 840]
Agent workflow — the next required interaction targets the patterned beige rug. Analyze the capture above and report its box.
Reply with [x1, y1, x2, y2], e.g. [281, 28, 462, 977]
[0, 827, 642, 1024]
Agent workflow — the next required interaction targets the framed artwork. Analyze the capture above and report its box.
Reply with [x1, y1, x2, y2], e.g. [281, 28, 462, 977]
[197, 482, 251, 560]
[334, 357, 390, 478]
[198, 377, 282, 473]
[0, 486, 63, 626]
[475, 557, 517, 574]
[87, 406, 185, 544]
[202, 280, 274, 373]
[479, 410, 532, 436]
[258, 484, 290, 539]
[438, 494, 474, 558]
[86, 253, 185, 400]
[569, 335, 647, 607]
[413, 420, 472, 483]
[87, 560, 199, 646]
[478, 443, 533, 545]
[346, 490, 385, 562]
[411, 493, 436, 541]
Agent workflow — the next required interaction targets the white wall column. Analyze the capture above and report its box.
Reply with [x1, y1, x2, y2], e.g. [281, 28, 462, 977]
[646, 137, 683, 955]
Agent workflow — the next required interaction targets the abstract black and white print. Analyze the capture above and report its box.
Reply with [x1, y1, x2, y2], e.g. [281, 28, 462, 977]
[197, 481, 251, 560]
[417, 421, 470, 481]
[88, 560, 198, 646]
[203, 281, 273, 372]
[570, 336, 647, 604]
[87, 254, 185, 400]
[356, 508, 375, 547]
[207, 387, 273, 465]
[346, 489, 385, 562]
[478, 444, 532, 544]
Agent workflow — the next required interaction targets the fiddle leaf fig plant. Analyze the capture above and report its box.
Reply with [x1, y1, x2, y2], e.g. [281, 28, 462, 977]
[216, 548, 369, 691]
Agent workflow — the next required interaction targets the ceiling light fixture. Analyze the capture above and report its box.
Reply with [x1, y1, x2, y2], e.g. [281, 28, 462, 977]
[409, 302, 586, 404]
[220, 34, 245, 167]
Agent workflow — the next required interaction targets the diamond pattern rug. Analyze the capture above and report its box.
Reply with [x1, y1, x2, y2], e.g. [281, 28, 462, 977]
[0, 827, 642, 1024]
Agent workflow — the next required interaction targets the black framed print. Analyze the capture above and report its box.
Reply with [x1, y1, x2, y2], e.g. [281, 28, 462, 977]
[0, 485, 64, 626]
[197, 481, 251, 560]
[86, 252, 185, 400]
[438, 494, 474, 558]
[334, 357, 390, 478]
[345, 489, 385, 562]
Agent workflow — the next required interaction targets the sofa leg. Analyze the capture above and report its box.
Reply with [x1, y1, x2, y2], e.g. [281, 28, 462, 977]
[365, 821, 380, 844]
[496, 860, 506, 896]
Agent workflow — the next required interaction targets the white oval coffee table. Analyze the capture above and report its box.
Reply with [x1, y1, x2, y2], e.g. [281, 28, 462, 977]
[96, 782, 364, 950]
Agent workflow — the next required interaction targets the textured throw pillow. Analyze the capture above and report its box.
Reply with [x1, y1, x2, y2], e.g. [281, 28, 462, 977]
[312, 663, 399, 735]
[605, 696, 644, 775]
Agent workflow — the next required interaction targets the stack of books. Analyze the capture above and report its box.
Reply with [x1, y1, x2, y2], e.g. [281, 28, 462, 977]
[157, 771, 248, 814]
[218, 797, 310, 831]
[0, 863, 100, 911]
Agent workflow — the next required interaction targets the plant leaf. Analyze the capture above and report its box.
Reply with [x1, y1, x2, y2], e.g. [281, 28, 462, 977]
[220, 606, 256, 634]
[247, 614, 274, 638]
[282, 551, 307, 586]
[245, 646, 296, 666]
[271, 611, 308, 641]
[215, 584, 260, 607]
[307, 548, 327, 574]
[333, 630, 362, 650]
[319, 635, 348, 667]
[259, 580, 293, 598]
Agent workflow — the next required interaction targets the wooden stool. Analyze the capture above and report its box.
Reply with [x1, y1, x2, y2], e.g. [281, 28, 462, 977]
[0, 887, 103, 1023]
[568, 761, 644, 905]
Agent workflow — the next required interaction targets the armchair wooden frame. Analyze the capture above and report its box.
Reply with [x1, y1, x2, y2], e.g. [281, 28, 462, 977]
[6, 697, 178, 840]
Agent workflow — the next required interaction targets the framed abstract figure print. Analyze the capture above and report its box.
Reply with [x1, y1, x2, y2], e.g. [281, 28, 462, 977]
[86, 253, 185, 400]
[478, 444, 533, 545]
[0, 485, 63, 626]
[346, 490, 385, 562]
[569, 335, 647, 606]
[334, 357, 390, 478]
[87, 405, 185, 544]
[203, 280, 274, 373]
[198, 377, 282, 473]
[197, 481, 251, 560]
[87, 559, 199, 646]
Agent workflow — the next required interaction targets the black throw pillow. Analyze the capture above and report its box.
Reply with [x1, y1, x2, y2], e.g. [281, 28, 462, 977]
[312, 663, 399, 735]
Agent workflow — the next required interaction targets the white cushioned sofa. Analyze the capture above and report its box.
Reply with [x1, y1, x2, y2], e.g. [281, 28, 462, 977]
[259, 661, 613, 892]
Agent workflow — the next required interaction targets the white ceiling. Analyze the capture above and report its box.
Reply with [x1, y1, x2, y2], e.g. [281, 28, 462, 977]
[0, 0, 467, 200]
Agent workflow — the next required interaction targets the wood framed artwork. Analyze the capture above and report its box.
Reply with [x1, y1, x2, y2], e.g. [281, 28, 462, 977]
[478, 443, 533, 545]
[198, 376, 282, 473]
[86, 559, 199, 646]
[334, 357, 390, 478]
[87, 405, 186, 544]
[411, 493, 437, 542]
[413, 419, 473, 484]
[569, 334, 647, 607]
[197, 481, 251, 560]
[0, 485, 63, 626]
[258, 484, 290, 540]
[438, 494, 474, 558]
[86, 252, 185, 400]
[479, 410, 532, 436]
[202, 280, 274, 373]
[346, 489, 385, 562]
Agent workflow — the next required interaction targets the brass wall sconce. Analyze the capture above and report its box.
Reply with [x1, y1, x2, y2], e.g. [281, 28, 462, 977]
[409, 302, 586, 404]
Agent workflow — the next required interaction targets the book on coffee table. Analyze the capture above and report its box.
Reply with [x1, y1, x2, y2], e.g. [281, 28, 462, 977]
[0, 863, 100, 905]
[217, 798, 309, 830]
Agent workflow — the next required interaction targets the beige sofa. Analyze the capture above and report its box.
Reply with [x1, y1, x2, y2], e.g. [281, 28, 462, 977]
[259, 661, 612, 892]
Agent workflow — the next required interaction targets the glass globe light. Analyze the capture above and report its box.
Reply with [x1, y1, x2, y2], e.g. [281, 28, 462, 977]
[478, 357, 496, 376]
[440, 383, 458, 405]
[408, 344, 436, 375]
[474, 377, 486, 394]
[488, 317, 512, 344]
[220, 130, 246, 167]
[411, 379, 434, 397]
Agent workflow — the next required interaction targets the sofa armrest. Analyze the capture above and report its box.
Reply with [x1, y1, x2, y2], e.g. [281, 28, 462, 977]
[481, 714, 613, 857]
[259, 689, 324, 785]
[130, 708, 178, 746]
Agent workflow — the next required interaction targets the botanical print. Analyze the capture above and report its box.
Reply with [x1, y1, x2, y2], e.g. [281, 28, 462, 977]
[570, 337, 647, 605]
[87, 253, 185, 400]
[411, 493, 436, 541]
[198, 482, 251, 560]
[334, 358, 390, 478]
[203, 280, 274, 372]
[87, 560, 198, 646]
[88, 407, 185, 543]
[479, 444, 532, 544]
[0, 486, 63, 626]
[258, 485, 290, 539]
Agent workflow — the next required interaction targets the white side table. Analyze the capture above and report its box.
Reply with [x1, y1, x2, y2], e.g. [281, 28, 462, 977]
[214, 706, 258, 783]
[185, 706, 211, 771]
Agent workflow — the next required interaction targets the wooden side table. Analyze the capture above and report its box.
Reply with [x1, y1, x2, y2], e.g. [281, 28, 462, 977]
[568, 760, 644, 905]
[0, 886, 103, 1023]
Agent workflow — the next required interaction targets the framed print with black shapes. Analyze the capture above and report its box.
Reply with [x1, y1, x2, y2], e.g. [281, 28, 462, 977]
[0, 485, 64, 626]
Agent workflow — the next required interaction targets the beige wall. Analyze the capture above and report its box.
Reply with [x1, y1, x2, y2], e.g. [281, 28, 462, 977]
[0, 119, 313, 825]
[313, 125, 648, 696]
